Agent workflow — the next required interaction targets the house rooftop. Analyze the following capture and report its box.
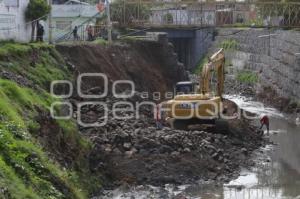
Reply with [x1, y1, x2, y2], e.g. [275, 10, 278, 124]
[64, 0, 90, 5]
[52, 4, 99, 18]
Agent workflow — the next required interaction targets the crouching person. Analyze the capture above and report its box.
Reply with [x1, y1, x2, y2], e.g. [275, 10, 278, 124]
[260, 114, 270, 135]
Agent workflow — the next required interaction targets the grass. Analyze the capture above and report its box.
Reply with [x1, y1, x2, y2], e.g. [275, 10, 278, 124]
[0, 42, 101, 198]
[225, 59, 232, 67]
[0, 79, 53, 126]
[195, 39, 238, 75]
[59, 39, 109, 47]
[92, 38, 109, 45]
[0, 42, 70, 89]
[0, 41, 31, 57]
[0, 79, 88, 198]
[236, 70, 258, 84]
[0, 42, 52, 58]
[193, 56, 208, 74]
[0, 155, 39, 199]
[219, 39, 239, 50]
[0, 122, 87, 199]
[193, 54, 232, 74]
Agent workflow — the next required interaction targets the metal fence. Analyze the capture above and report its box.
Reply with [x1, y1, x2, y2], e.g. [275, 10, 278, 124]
[56, 25, 107, 42]
[110, 1, 300, 28]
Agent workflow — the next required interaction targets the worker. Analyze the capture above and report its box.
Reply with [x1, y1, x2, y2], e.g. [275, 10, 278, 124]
[36, 22, 44, 42]
[296, 110, 300, 126]
[72, 26, 79, 40]
[260, 115, 270, 135]
[86, 25, 93, 41]
[155, 104, 163, 130]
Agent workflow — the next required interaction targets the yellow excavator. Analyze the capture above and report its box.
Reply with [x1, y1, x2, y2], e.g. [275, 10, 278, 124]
[162, 48, 228, 130]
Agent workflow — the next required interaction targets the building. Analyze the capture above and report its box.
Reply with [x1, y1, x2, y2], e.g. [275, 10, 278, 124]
[53, 0, 89, 5]
[0, 0, 31, 42]
[44, 0, 100, 41]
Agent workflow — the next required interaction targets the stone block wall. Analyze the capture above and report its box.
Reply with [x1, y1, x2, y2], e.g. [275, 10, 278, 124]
[215, 28, 300, 101]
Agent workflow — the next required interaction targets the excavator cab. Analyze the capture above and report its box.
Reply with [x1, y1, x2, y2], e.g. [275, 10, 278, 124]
[163, 48, 230, 131]
[175, 81, 195, 95]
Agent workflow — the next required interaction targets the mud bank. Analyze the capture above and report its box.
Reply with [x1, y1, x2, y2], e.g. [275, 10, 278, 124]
[56, 40, 187, 94]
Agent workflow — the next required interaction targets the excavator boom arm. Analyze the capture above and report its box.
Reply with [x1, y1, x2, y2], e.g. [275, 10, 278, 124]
[200, 48, 225, 97]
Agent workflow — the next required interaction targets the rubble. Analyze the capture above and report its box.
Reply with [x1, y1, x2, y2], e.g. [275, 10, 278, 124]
[72, 88, 265, 187]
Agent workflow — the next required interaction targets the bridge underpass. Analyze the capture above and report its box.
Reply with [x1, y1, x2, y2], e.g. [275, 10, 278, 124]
[143, 28, 213, 70]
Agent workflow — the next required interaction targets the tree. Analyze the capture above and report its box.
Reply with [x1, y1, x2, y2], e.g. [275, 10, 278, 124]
[110, 0, 150, 26]
[25, 0, 51, 42]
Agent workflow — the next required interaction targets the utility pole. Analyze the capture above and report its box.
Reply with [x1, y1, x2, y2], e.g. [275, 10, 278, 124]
[106, 0, 112, 43]
[48, 0, 53, 44]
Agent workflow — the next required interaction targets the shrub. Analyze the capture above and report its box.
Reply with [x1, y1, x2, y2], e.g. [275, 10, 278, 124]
[236, 70, 258, 84]
[219, 39, 239, 50]
[194, 56, 208, 74]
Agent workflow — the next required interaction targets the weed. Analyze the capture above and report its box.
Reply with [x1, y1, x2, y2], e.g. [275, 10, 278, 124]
[236, 70, 258, 84]
[0, 42, 98, 198]
[92, 38, 109, 45]
[0, 43, 31, 57]
[219, 39, 239, 50]
[194, 56, 208, 74]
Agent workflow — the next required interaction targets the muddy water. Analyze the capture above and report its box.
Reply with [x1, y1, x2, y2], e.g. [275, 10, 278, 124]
[223, 96, 300, 199]
[99, 96, 300, 199]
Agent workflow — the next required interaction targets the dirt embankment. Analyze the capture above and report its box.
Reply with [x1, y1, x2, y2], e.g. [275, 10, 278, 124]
[0, 43, 100, 198]
[56, 40, 187, 95]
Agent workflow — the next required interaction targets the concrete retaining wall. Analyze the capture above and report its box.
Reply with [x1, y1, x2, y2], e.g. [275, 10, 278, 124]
[215, 28, 300, 101]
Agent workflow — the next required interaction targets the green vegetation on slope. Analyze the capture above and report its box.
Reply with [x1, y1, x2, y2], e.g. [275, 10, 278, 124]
[0, 79, 87, 199]
[92, 38, 109, 45]
[0, 41, 50, 57]
[194, 55, 232, 75]
[0, 42, 69, 89]
[0, 122, 83, 199]
[219, 39, 239, 50]
[0, 43, 101, 198]
[0, 79, 52, 126]
[194, 56, 208, 74]
[236, 70, 258, 84]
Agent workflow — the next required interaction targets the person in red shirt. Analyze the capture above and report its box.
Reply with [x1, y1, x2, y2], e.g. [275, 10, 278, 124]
[260, 115, 270, 135]
[155, 104, 163, 130]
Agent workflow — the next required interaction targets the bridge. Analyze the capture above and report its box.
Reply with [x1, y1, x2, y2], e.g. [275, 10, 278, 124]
[55, 1, 300, 70]
[108, 1, 300, 70]
[110, 0, 300, 28]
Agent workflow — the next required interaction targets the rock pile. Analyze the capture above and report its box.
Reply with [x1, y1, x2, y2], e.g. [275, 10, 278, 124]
[69, 88, 264, 186]
[0, 70, 34, 88]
